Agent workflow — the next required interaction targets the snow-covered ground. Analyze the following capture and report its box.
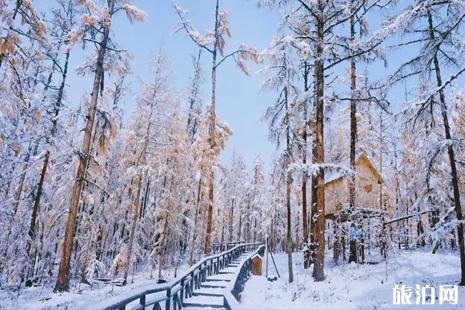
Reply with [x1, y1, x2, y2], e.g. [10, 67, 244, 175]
[241, 250, 465, 309]
[0, 265, 189, 310]
[2, 250, 464, 309]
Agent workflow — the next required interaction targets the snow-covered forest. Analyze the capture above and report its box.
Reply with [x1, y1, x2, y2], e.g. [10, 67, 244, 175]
[1, 0, 465, 308]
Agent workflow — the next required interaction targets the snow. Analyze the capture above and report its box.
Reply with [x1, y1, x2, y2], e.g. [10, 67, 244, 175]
[240, 250, 465, 309]
[0, 265, 188, 310]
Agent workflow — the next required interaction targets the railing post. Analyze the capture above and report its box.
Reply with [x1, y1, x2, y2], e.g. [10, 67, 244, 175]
[180, 278, 185, 305]
[140, 294, 146, 308]
[166, 288, 171, 310]
[201, 262, 206, 282]
[190, 270, 195, 293]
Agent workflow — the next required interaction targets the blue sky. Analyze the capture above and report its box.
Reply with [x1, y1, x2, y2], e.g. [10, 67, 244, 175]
[65, 0, 280, 169]
[61, 0, 465, 171]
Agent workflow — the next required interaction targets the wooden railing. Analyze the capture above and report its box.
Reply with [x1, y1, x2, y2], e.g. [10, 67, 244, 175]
[223, 244, 265, 310]
[102, 242, 262, 310]
[211, 240, 245, 254]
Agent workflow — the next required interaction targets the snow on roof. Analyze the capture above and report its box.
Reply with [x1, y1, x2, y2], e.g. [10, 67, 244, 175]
[325, 171, 344, 184]
[324, 152, 384, 185]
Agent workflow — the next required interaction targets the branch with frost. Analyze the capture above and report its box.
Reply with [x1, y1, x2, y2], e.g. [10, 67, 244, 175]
[69, 0, 144, 47]
[398, 66, 465, 124]
[425, 138, 462, 189]
[419, 207, 465, 251]
[288, 162, 358, 178]
[121, 2, 146, 22]
[215, 44, 261, 75]
[172, 1, 214, 54]
[82, 178, 110, 196]
[173, 1, 260, 75]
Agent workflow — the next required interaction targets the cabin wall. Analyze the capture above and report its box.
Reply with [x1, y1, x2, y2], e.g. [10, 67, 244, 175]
[355, 163, 381, 210]
[325, 178, 347, 216]
[324, 161, 383, 217]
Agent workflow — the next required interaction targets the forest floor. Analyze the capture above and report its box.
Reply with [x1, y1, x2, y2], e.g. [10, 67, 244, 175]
[0, 264, 189, 310]
[241, 249, 465, 309]
[1, 249, 464, 309]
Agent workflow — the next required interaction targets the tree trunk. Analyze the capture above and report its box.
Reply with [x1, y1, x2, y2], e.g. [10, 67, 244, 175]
[204, 0, 220, 256]
[229, 198, 234, 242]
[302, 61, 310, 269]
[427, 9, 465, 285]
[286, 170, 294, 283]
[311, 0, 326, 281]
[54, 8, 112, 291]
[28, 48, 70, 261]
[349, 239, 357, 263]
[333, 215, 341, 265]
[27, 150, 49, 255]
[12, 142, 33, 215]
[158, 212, 169, 279]
[238, 209, 243, 241]
[189, 177, 202, 265]
[282, 74, 294, 282]
[205, 170, 214, 255]
[123, 175, 143, 285]
[349, 0, 357, 210]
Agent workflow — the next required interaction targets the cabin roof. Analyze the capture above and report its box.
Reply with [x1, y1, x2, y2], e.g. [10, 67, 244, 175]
[324, 152, 384, 185]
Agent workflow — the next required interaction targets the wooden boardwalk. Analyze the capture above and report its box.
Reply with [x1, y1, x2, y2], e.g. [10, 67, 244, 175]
[103, 242, 265, 310]
[182, 252, 253, 309]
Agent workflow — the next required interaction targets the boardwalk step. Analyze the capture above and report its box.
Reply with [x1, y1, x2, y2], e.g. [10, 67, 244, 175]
[182, 303, 224, 309]
[206, 278, 230, 282]
[194, 287, 225, 295]
[192, 291, 224, 297]
[182, 294, 224, 309]
[200, 284, 227, 288]
[218, 271, 234, 275]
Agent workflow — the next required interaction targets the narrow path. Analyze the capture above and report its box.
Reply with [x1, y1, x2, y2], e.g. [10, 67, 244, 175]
[101, 242, 264, 310]
[182, 252, 253, 310]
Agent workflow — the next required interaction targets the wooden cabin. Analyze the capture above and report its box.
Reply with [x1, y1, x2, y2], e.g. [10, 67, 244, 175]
[325, 153, 385, 218]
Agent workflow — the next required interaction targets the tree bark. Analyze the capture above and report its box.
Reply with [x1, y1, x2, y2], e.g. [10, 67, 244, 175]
[54, 6, 112, 291]
[12, 142, 33, 215]
[27, 151, 49, 255]
[123, 175, 143, 285]
[229, 198, 235, 242]
[349, 0, 357, 210]
[158, 212, 169, 279]
[204, 0, 220, 255]
[286, 170, 294, 283]
[28, 48, 70, 260]
[302, 62, 310, 269]
[311, 0, 326, 281]
[283, 80, 294, 283]
[189, 177, 202, 265]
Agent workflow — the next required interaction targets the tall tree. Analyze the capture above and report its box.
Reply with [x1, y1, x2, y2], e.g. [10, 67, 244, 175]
[174, 0, 259, 254]
[27, 0, 78, 272]
[384, 0, 465, 285]
[54, 0, 144, 292]
[263, 41, 300, 283]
